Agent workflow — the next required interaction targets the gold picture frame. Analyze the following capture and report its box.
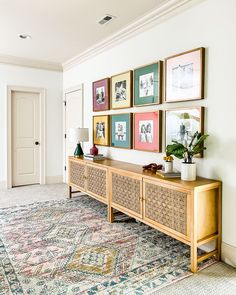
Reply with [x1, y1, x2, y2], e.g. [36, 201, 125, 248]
[111, 70, 133, 109]
[165, 106, 204, 157]
[165, 47, 205, 102]
[134, 61, 163, 106]
[93, 115, 110, 146]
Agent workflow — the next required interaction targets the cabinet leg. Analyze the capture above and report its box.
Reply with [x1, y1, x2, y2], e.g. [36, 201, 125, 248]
[216, 237, 221, 260]
[108, 206, 114, 223]
[216, 187, 222, 261]
[68, 186, 72, 199]
[190, 245, 198, 273]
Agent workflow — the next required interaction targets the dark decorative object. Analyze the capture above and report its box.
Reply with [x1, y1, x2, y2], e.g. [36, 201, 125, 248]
[74, 143, 84, 157]
[90, 144, 98, 155]
[142, 163, 163, 173]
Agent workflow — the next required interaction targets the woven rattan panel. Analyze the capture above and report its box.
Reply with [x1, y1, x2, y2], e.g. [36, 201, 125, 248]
[87, 166, 107, 199]
[69, 161, 86, 189]
[145, 182, 187, 235]
[111, 172, 141, 214]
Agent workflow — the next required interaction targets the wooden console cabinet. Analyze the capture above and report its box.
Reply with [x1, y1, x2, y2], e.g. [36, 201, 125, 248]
[68, 157, 108, 204]
[68, 156, 221, 273]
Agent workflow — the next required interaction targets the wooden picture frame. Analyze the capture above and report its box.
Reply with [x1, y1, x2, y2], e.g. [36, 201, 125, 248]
[93, 115, 110, 146]
[165, 47, 205, 102]
[134, 61, 163, 106]
[93, 78, 110, 111]
[134, 111, 162, 152]
[110, 70, 133, 109]
[110, 113, 133, 149]
[165, 107, 204, 156]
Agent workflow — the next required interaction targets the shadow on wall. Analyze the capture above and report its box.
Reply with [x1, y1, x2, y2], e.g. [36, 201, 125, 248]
[205, 136, 236, 181]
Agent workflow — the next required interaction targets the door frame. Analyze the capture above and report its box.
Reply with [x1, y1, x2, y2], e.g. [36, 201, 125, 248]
[7, 85, 46, 188]
[63, 84, 84, 183]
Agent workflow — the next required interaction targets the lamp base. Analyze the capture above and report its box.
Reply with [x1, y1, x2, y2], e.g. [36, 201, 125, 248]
[74, 143, 84, 157]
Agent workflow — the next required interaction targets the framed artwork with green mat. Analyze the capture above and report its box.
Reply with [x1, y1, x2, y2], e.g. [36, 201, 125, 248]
[110, 113, 132, 149]
[134, 61, 162, 106]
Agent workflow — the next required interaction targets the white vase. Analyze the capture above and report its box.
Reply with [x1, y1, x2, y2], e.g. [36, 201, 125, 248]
[164, 161, 173, 173]
[181, 162, 196, 181]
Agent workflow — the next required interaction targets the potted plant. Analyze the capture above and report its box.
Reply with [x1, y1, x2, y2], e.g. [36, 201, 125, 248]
[163, 154, 174, 173]
[166, 131, 209, 181]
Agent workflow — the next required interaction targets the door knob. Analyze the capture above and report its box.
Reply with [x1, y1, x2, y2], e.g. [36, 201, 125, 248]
[35, 141, 40, 145]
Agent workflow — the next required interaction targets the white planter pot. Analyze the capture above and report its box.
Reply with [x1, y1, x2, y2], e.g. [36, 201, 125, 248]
[181, 162, 196, 181]
[164, 161, 173, 173]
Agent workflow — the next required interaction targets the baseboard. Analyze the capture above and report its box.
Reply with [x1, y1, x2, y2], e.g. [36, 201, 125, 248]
[222, 242, 236, 267]
[46, 175, 63, 184]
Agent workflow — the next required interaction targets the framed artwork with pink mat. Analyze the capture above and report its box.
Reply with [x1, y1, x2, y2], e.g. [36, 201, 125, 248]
[134, 111, 162, 152]
[165, 47, 205, 102]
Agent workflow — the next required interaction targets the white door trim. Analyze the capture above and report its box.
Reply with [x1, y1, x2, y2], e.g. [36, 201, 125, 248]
[63, 84, 84, 183]
[7, 85, 46, 188]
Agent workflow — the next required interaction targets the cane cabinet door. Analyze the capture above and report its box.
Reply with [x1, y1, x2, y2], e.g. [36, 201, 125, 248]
[86, 164, 108, 203]
[110, 169, 143, 219]
[69, 159, 87, 191]
[143, 178, 191, 241]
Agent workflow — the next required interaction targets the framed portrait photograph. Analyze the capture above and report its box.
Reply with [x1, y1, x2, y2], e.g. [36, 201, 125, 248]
[165, 107, 204, 152]
[110, 113, 132, 149]
[134, 111, 162, 152]
[111, 71, 133, 109]
[93, 115, 110, 146]
[134, 61, 162, 106]
[93, 78, 110, 111]
[165, 47, 205, 102]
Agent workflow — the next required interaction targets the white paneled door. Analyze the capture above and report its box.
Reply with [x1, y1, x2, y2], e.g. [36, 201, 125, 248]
[64, 87, 83, 182]
[12, 91, 40, 186]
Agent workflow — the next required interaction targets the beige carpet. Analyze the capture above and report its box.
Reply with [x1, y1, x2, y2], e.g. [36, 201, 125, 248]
[0, 183, 235, 294]
[0, 183, 67, 208]
[156, 262, 236, 295]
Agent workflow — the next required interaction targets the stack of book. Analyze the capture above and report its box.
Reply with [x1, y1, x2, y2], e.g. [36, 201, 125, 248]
[156, 169, 181, 179]
[84, 154, 105, 161]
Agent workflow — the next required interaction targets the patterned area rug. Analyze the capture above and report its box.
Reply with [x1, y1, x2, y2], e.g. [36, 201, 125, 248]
[0, 195, 215, 295]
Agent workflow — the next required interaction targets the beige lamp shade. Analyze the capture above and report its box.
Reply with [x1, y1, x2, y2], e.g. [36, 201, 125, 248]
[69, 128, 89, 143]
[78, 128, 89, 142]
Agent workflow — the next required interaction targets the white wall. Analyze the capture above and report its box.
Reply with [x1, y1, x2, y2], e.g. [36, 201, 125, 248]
[0, 64, 63, 183]
[63, 0, 236, 251]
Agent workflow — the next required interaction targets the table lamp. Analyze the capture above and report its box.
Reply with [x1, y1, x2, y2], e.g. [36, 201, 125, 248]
[69, 128, 89, 157]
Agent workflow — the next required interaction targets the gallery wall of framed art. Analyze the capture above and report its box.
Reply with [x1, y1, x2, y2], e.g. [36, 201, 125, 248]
[91, 47, 206, 153]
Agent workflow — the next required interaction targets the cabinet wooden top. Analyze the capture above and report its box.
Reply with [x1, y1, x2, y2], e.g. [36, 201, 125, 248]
[69, 156, 221, 190]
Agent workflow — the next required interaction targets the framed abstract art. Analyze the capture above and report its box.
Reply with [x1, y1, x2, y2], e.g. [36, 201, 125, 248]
[165, 47, 205, 102]
[165, 107, 204, 152]
[134, 61, 162, 106]
[134, 111, 162, 152]
[111, 71, 133, 109]
[110, 113, 132, 149]
[93, 78, 110, 111]
[93, 115, 110, 146]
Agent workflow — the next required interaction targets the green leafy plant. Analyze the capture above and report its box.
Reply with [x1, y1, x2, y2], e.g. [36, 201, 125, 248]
[166, 131, 209, 163]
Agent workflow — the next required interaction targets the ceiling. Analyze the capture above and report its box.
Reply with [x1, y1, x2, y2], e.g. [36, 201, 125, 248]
[0, 0, 167, 65]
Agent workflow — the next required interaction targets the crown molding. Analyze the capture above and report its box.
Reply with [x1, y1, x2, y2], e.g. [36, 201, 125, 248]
[63, 0, 200, 71]
[0, 54, 62, 72]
